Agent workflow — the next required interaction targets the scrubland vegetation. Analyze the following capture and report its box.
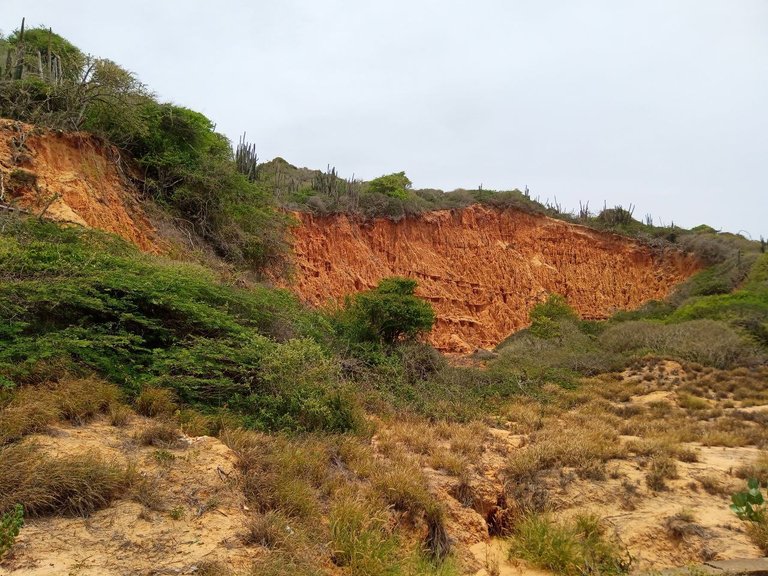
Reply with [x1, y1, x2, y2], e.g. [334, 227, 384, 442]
[2, 18, 768, 576]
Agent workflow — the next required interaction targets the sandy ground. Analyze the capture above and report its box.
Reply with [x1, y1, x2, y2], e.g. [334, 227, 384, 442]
[0, 419, 255, 576]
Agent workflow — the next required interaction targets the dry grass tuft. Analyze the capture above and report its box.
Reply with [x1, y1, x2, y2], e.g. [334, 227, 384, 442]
[137, 420, 183, 448]
[425, 505, 452, 560]
[664, 510, 709, 540]
[747, 519, 768, 555]
[372, 459, 433, 519]
[0, 378, 124, 444]
[134, 387, 177, 418]
[55, 378, 121, 425]
[452, 471, 475, 508]
[243, 511, 290, 548]
[196, 560, 234, 576]
[506, 416, 626, 483]
[0, 442, 127, 516]
[223, 429, 326, 519]
[645, 455, 679, 491]
[736, 452, 768, 484]
[428, 449, 467, 476]
[109, 404, 132, 427]
[0, 387, 58, 445]
[695, 474, 729, 496]
[129, 472, 166, 511]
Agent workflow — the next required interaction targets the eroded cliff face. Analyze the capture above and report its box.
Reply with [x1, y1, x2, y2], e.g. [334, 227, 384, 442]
[0, 120, 159, 251]
[288, 206, 700, 352]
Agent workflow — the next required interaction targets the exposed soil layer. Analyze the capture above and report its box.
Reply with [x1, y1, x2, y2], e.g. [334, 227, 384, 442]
[0, 120, 159, 252]
[288, 207, 700, 352]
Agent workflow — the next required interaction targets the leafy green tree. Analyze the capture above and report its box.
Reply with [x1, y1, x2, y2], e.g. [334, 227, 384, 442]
[529, 294, 577, 339]
[342, 277, 435, 346]
[367, 171, 412, 200]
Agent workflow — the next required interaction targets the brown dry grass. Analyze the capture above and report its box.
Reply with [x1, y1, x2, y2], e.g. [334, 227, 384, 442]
[136, 420, 183, 448]
[0, 378, 125, 445]
[134, 387, 177, 418]
[506, 415, 627, 482]
[736, 452, 768, 484]
[0, 442, 127, 516]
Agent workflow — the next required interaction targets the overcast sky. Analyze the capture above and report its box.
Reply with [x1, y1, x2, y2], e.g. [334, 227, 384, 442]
[3, 1, 766, 237]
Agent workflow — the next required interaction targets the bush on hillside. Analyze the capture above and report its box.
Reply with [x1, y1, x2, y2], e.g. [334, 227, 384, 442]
[600, 319, 764, 369]
[528, 294, 578, 339]
[0, 26, 287, 270]
[0, 216, 355, 432]
[337, 277, 436, 348]
[366, 171, 412, 200]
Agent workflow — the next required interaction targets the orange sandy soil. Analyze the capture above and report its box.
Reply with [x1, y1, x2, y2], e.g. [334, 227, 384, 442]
[287, 207, 699, 353]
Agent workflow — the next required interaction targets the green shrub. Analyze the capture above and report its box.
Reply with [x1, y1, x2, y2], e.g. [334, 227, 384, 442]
[509, 513, 631, 576]
[600, 319, 763, 369]
[529, 294, 578, 339]
[731, 479, 768, 554]
[366, 171, 412, 200]
[731, 478, 765, 522]
[337, 277, 435, 348]
[0, 217, 355, 432]
[0, 504, 23, 560]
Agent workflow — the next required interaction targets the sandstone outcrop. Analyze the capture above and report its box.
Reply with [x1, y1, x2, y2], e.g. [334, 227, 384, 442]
[287, 206, 700, 352]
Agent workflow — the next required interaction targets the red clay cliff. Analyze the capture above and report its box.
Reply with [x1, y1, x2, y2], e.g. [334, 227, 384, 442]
[287, 207, 700, 352]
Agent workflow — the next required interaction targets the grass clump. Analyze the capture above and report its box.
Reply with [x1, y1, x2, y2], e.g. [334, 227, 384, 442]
[223, 429, 326, 519]
[645, 455, 679, 491]
[509, 513, 631, 576]
[0, 443, 127, 517]
[135, 387, 177, 418]
[0, 386, 58, 445]
[243, 510, 290, 549]
[0, 378, 125, 445]
[329, 495, 400, 574]
[372, 459, 434, 519]
[736, 453, 768, 484]
[137, 421, 182, 448]
[54, 378, 121, 425]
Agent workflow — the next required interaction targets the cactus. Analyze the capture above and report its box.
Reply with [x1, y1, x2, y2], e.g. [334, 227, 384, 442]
[235, 133, 259, 182]
[13, 17, 25, 80]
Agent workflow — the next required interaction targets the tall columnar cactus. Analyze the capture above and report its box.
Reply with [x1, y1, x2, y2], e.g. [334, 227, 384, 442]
[13, 17, 25, 80]
[235, 133, 259, 182]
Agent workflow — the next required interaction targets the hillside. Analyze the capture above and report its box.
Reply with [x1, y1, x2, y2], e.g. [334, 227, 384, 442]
[1, 19, 768, 576]
[0, 120, 701, 353]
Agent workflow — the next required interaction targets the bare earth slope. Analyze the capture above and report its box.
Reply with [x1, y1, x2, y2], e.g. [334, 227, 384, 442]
[288, 207, 700, 352]
[0, 120, 159, 252]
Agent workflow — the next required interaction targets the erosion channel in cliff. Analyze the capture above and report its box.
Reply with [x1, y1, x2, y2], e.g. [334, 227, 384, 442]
[288, 206, 700, 353]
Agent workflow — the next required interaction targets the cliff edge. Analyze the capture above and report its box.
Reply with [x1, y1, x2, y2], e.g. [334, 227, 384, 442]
[288, 207, 700, 352]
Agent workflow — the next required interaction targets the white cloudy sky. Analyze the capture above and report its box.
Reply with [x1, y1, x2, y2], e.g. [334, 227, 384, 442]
[3, 1, 766, 237]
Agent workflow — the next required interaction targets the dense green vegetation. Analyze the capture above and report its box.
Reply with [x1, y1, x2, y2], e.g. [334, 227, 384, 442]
[336, 277, 436, 347]
[0, 216, 354, 432]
